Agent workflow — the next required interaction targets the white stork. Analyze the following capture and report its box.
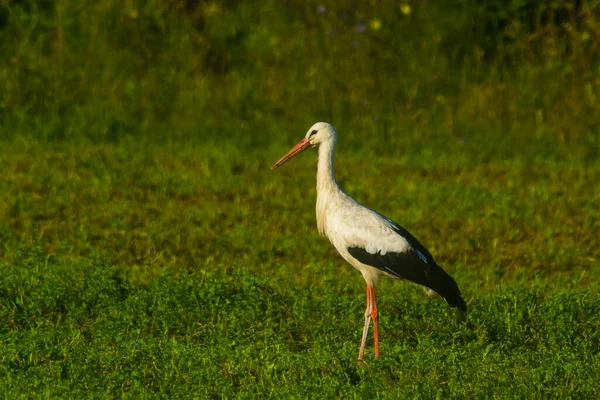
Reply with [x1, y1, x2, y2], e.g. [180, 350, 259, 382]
[271, 122, 467, 361]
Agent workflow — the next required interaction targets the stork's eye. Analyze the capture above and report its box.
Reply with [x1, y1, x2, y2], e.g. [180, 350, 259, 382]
[309, 129, 318, 137]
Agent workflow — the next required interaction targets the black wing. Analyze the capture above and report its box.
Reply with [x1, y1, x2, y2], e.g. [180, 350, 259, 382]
[347, 222, 466, 312]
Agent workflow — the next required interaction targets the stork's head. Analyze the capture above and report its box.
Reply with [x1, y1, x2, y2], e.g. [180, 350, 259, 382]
[271, 122, 336, 169]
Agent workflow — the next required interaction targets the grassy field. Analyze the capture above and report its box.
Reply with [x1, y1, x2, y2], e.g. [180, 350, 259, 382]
[1, 1, 600, 398]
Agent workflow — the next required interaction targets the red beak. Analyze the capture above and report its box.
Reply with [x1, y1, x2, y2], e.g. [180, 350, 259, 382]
[271, 138, 312, 169]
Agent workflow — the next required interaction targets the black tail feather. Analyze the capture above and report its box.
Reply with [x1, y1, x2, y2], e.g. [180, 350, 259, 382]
[346, 245, 467, 312]
[433, 271, 467, 313]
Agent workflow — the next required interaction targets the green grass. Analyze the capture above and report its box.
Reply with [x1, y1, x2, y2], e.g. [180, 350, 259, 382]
[1, 257, 599, 398]
[1, 0, 600, 398]
[1, 139, 599, 398]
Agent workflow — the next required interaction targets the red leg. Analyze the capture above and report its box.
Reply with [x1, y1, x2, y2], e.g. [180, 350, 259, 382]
[372, 286, 380, 358]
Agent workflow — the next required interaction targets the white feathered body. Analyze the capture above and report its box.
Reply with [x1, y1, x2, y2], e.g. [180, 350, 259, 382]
[315, 139, 420, 287]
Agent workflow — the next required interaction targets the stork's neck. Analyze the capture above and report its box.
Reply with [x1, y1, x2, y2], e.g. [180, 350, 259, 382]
[317, 139, 338, 194]
[316, 139, 342, 236]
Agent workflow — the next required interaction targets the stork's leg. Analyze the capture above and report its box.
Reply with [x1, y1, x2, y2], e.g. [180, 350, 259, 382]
[358, 284, 373, 361]
[372, 286, 380, 358]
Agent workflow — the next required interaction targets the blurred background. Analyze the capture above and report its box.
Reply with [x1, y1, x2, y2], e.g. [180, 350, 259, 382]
[1, 0, 599, 155]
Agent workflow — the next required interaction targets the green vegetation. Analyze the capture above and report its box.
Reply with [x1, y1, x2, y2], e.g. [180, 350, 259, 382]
[1, 0, 599, 397]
